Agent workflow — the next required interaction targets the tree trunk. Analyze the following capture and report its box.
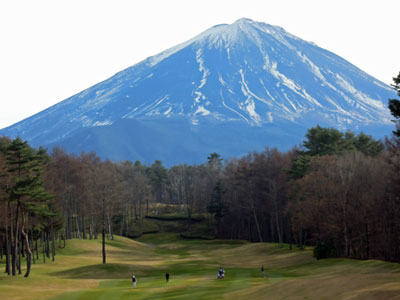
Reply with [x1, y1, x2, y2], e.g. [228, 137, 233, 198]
[133, 202, 138, 220]
[4, 202, 10, 274]
[343, 205, 350, 257]
[82, 216, 86, 240]
[75, 216, 81, 239]
[365, 223, 370, 258]
[271, 186, 283, 247]
[298, 228, 304, 249]
[21, 233, 25, 258]
[94, 221, 98, 240]
[102, 227, 106, 264]
[30, 229, 35, 264]
[42, 232, 46, 263]
[5, 226, 10, 275]
[125, 215, 132, 236]
[287, 217, 293, 250]
[249, 201, 263, 243]
[270, 216, 275, 242]
[21, 228, 32, 278]
[120, 213, 125, 236]
[35, 238, 39, 260]
[66, 214, 71, 239]
[138, 197, 142, 219]
[11, 202, 18, 276]
[46, 231, 50, 259]
[89, 219, 93, 240]
[107, 213, 114, 241]
[19, 209, 32, 277]
[275, 211, 283, 247]
[18, 235, 22, 274]
[51, 228, 56, 262]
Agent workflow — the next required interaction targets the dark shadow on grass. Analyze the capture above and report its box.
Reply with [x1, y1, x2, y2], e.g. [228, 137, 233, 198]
[50, 263, 157, 279]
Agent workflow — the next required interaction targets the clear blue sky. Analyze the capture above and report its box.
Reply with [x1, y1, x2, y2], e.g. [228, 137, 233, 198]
[1, 0, 399, 129]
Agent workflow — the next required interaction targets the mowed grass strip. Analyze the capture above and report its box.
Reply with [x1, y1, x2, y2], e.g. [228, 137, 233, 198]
[1, 233, 400, 300]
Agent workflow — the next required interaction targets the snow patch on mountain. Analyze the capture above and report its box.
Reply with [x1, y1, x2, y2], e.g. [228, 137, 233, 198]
[83, 85, 122, 109]
[239, 69, 271, 108]
[297, 51, 326, 82]
[265, 59, 322, 108]
[218, 73, 227, 86]
[163, 107, 172, 116]
[220, 90, 248, 122]
[335, 74, 385, 110]
[147, 40, 194, 67]
[0, 18, 395, 166]
[196, 48, 210, 89]
[93, 120, 112, 126]
[245, 98, 262, 126]
[194, 105, 211, 116]
[267, 112, 273, 123]
[373, 80, 394, 91]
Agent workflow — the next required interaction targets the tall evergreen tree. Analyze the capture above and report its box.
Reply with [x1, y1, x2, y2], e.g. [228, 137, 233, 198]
[388, 72, 400, 138]
[147, 160, 167, 203]
[207, 152, 223, 171]
[290, 126, 383, 178]
[207, 180, 228, 235]
[5, 137, 53, 277]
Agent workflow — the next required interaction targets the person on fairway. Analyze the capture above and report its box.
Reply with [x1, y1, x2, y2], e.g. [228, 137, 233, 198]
[260, 265, 265, 277]
[166, 272, 170, 282]
[218, 267, 225, 279]
[132, 275, 137, 287]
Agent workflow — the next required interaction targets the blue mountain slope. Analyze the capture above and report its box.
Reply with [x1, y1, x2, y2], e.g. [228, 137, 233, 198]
[0, 18, 396, 165]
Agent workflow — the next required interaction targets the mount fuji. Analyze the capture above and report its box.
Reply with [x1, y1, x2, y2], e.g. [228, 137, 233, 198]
[0, 18, 396, 165]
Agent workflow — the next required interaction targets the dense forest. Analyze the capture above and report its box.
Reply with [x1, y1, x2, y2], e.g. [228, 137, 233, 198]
[1, 73, 400, 277]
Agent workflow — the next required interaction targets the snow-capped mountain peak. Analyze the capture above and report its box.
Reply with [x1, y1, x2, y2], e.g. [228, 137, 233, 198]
[0, 18, 395, 165]
[147, 19, 291, 66]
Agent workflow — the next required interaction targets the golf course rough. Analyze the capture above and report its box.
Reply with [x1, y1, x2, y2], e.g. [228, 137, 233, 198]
[1, 233, 400, 299]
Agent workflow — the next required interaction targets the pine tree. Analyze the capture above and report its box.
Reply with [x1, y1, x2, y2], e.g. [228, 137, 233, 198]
[388, 72, 400, 138]
[290, 126, 383, 178]
[147, 160, 167, 203]
[207, 180, 228, 236]
[207, 152, 223, 171]
[6, 138, 53, 277]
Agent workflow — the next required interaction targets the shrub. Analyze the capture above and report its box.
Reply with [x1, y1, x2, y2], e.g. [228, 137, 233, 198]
[314, 241, 336, 260]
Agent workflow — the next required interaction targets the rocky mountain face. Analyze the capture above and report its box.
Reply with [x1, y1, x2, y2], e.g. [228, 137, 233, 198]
[0, 18, 395, 165]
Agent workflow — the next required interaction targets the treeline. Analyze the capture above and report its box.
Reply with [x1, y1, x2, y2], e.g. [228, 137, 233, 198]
[2, 125, 400, 269]
[212, 128, 400, 262]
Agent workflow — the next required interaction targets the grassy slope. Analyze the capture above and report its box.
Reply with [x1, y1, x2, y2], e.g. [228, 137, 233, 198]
[0, 233, 400, 300]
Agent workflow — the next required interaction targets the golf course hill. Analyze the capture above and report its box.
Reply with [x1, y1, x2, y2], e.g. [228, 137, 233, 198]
[1, 231, 400, 300]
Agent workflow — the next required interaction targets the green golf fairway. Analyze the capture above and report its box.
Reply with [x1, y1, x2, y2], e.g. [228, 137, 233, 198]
[1, 233, 399, 299]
